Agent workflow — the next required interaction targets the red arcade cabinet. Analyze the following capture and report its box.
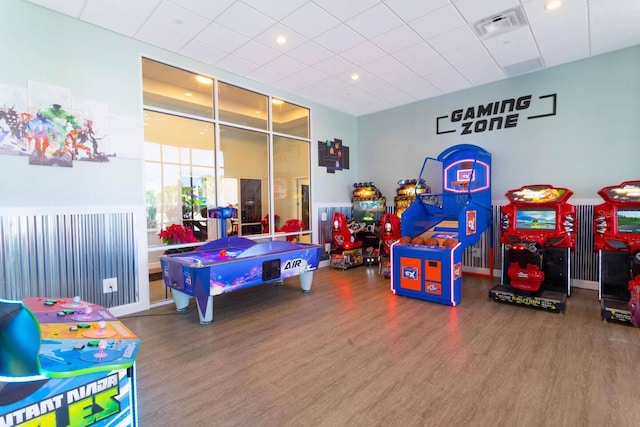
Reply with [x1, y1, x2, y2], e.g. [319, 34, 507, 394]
[489, 184, 576, 312]
[378, 212, 401, 277]
[593, 180, 640, 326]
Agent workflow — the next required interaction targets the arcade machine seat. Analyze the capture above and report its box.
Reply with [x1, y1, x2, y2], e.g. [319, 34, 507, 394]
[329, 211, 364, 270]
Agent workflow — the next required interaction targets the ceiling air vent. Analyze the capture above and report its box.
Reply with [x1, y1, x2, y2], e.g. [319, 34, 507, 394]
[473, 6, 528, 40]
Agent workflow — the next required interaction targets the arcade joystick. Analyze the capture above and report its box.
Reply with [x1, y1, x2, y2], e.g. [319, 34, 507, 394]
[95, 340, 108, 361]
[97, 321, 107, 336]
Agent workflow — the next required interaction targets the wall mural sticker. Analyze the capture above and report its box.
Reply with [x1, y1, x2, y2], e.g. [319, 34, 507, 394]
[0, 81, 115, 167]
[318, 138, 349, 174]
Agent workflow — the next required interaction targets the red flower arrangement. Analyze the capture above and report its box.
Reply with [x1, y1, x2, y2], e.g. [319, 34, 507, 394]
[158, 224, 198, 245]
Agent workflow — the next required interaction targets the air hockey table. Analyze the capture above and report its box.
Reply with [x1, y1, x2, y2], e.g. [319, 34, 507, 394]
[0, 297, 140, 426]
[160, 237, 322, 324]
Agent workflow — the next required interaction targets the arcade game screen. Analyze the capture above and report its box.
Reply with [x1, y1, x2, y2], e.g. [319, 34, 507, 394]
[515, 208, 556, 230]
[352, 199, 385, 222]
[617, 209, 640, 234]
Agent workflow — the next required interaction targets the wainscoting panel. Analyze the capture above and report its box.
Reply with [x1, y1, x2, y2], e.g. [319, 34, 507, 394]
[0, 211, 138, 308]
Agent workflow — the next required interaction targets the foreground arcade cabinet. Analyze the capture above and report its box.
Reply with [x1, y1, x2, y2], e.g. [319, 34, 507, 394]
[394, 179, 429, 219]
[489, 185, 576, 313]
[391, 144, 492, 306]
[0, 297, 140, 426]
[593, 180, 640, 326]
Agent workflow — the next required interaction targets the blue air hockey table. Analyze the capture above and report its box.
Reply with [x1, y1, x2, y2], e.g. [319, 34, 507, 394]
[160, 237, 322, 324]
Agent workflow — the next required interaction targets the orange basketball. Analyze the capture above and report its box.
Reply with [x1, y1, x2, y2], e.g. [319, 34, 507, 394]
[411, 236, 425, 245]
[423, 238, 439, 246]
[399, 236, 411, 244]
[441, 238, 458, 247]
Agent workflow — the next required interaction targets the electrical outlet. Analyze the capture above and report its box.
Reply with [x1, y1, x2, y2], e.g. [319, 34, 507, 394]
[103, 277, 117, 293]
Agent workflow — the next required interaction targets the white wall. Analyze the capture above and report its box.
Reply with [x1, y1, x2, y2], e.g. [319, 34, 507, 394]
[357, 46, 640, 204]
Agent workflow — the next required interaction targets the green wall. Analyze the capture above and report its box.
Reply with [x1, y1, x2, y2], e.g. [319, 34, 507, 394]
[357, 46, 640, 202]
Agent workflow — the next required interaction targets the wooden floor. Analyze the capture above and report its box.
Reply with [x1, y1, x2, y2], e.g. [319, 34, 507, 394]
[122, 267, 640, 427]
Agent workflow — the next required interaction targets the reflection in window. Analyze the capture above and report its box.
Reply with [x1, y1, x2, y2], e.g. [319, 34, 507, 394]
[272, 99, 310, 139]
[273, 136, 310, 242]
[142, 58, 214, 118]
[219, 126, 269, 236]
[218, 82, 268, 130]
[144, 111, 215, 245]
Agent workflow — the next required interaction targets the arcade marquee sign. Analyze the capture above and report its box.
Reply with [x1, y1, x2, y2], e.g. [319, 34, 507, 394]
[436, 93, 557, 135]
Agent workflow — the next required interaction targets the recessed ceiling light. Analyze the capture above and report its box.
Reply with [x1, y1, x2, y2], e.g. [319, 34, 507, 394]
[350, 73, 360, 81]
[195, 75, 213, 85]
[544, 0, 562, 10]
[272, 99, 284, 105]
[185, 92, 192, 97]
[275, 35, 287, 45]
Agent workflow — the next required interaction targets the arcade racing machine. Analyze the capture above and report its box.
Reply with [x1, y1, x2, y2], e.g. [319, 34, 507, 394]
[391, 144, 492, 306]
[378, 212, 401, 278]
[489, 184, 576, 313]
[593, 180, 640, 326]
[330, 183, 385, 269]
[394, 179, 429, 220]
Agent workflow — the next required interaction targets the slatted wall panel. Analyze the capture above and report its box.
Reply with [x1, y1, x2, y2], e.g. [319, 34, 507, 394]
[0, 212, 138, 308]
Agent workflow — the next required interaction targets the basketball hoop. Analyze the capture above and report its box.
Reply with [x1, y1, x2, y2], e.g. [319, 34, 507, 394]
[451, 180, 470, 207]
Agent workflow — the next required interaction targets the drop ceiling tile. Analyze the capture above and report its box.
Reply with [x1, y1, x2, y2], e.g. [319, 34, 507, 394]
[589, 0, 640, 24]
[361, 55, 406, 77]
[286, 41, 334, 65]
[392, 42, 439, 66]
[383, 0, 451, 23]
[263, 55, 308, 76]
[294, 67, 331, 85]
[541, 41, 590, 66]
[135, 22, 189, 51]
[246, 66, 287, 85]
[253, 23, 309, 53]
[241, 0, 309, 21]
[535, 27, 588, 53]
[281, 2, 340, 38]
[482, 26, 540, 66]
[591, 12, 640, 41]
[346, 4, 404, 39]
[521, 0, 587, 24]
[312, 55, 358, 76]
[168, 0, 235, 20]
[452, 58, 505, 85]
[314, 24, 366, 53]
[425, 69, 471, 93]
[409, 4, 467, 40]
[180, 40, 228, 66]
[529, 8, 588, 40]
[87, 0, 161, 19]
[591, 29, 640, 55]
[81, 1, 144, 37]
[215, 54, 261, 76]
[146, 1, 210, 38]
[297, 81, 335, 99]
[409, 55, 454, 78]
[215, 2, 276, 38]
[272, 75, 308, 93]
[316, 77, 350, 94]
[24, 0, 86, 17]
[370, 25, 424, 53]
[313, 0, 380, 21]
[442, 42, 493, 66]
[196, 22, 249, 53]
[395, 77, 443, 99]
[232, 41, 281, 65]
[377, 66, 420, 86]
[454, 0, 521, 23]
[339, 41, 387, 66]
[428, 26, 478, 54]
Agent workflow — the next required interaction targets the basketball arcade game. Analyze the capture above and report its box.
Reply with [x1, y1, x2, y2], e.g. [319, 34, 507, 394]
[593, 180, 640, 326]
[391, 144, 492, 306]
[489, 185, 576, 312]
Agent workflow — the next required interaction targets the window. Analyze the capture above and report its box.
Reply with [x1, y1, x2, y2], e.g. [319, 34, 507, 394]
[142, 58, 312, 303]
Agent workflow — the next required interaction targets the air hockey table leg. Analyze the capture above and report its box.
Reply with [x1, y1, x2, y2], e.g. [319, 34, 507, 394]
[171, 288, 190, 312]
[195, 295, 214, 324]
[299, 271, 314, 292]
